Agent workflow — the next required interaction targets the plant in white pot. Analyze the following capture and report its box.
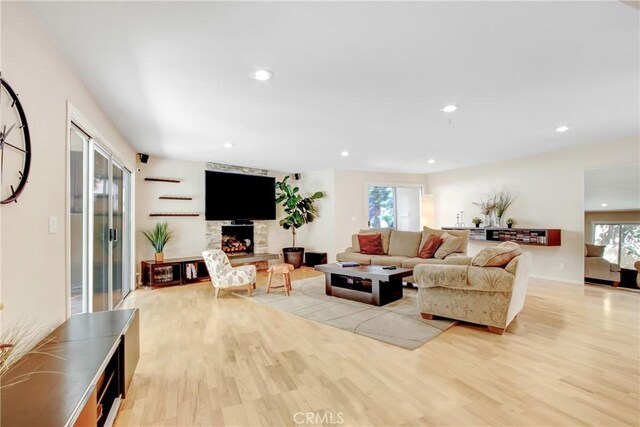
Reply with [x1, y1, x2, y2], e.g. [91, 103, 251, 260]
[275, 176, 324, 268]
[141, 221, 174, 263]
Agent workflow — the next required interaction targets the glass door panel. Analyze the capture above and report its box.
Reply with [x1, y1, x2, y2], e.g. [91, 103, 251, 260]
[620, 224, 640, 269]
[69, 127, 88, 315]
[368, 186, 396, 228]
[93, 148, 111, 312]
[111, 163, 124, 307]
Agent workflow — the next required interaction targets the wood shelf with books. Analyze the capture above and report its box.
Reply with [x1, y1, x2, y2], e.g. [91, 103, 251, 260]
[442, 227, 561, 246]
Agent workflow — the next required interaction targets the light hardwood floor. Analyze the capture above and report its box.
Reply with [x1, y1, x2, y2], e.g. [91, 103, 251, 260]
[116, 268, 640, 426]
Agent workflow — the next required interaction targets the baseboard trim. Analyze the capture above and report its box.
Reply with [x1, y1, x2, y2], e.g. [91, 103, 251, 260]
[530, 274, 584, 286]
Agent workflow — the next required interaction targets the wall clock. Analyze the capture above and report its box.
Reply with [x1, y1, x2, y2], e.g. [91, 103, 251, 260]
[0, 77, 31, 204]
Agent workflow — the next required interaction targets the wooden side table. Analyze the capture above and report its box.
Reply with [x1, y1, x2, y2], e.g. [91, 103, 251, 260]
[267, 263, 295, 296]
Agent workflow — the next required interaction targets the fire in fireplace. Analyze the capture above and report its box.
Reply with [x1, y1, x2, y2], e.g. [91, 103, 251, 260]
[221, 225, 254, 255]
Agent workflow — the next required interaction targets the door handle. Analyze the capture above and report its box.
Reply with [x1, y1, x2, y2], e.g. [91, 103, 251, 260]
[109, 228, 118, 242]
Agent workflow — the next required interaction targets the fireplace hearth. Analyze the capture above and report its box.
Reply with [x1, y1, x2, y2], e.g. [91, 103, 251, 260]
[221, 225, 254, 255]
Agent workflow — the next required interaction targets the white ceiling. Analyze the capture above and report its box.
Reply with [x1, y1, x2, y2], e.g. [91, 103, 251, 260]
[585, 163, 640, 212]
[29, 1, 639, 173]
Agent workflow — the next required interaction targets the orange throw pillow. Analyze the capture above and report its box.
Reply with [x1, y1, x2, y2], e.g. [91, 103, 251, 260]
[358, 233, 385, 255]
[418, 234, 443, 259]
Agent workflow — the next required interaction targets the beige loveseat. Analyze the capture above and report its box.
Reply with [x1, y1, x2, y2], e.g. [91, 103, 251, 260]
[414, 251, 532, 335]
[336, 227, 471, 269]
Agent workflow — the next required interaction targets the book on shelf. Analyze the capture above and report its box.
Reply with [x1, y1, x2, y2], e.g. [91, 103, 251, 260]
[336, 262, 359, 267]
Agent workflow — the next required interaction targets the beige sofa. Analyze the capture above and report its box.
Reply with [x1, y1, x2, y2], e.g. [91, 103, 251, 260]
[413, 251, 532, 335]
[584, 244, 620, 284]
[336, 227, 471, 269]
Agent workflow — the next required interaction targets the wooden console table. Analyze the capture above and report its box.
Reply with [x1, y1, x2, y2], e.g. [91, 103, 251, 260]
[0, 309, 140, 427]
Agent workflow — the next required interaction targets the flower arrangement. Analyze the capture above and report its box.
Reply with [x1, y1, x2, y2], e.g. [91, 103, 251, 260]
[472, 217, 483, 227]
[494, 190, 516, 225]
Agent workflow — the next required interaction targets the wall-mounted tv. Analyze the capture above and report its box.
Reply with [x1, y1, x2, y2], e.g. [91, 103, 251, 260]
[205, 170, 276, 220]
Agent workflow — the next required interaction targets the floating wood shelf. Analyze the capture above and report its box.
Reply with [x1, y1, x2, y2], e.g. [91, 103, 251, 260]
[149, 213, 200, 217]
[159, 196, 193, 200]
[442, 227, 561, 246]
[145, 177, 181, 183]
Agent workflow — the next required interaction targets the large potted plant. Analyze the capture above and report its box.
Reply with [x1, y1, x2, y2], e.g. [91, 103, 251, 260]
[275, 176, 324, 268]
[141, 221, 174, 263]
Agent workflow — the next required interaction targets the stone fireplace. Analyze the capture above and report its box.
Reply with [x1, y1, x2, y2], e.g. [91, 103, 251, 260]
[221, 225, 254, 255]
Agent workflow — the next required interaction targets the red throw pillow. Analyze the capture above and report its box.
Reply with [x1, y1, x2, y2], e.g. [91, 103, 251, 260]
[418, 235, 443, 259]
[358, 233, 385, 255]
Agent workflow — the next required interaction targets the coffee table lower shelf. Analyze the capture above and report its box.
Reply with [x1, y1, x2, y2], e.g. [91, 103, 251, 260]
[315, 263, 413, 306]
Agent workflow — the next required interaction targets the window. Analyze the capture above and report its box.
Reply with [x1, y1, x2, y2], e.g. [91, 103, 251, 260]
[367, 185, 422, 231]
[592, 223, 640, 269]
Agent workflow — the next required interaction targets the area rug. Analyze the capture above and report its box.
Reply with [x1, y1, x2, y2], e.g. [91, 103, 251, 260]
[233, 276, 456, 349]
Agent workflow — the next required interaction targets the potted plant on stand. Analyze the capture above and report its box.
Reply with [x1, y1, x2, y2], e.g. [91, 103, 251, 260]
[275, 176, 324, 268]
[142, 221, 174, 262]
[472, 217, 483, 228]
[506, 218, 515, 229]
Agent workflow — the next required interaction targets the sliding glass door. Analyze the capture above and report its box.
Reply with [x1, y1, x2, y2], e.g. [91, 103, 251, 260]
[367, 185, 422, 231]
[69, 123, 132, 315]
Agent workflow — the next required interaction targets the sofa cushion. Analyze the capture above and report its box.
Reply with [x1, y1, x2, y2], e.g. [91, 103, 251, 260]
[352, 228, 392, 254]
[420, 227, 470, 254]
[358, 234, 385, 255]
[434, 233, 463, 260]
[472, 242, 522, 267]
[402, 255, 472, 269]
[388, 230, 422, 257]
[336, 252, 376, 265]
[585, 243, 605, 258]
[418, 234, 443, 259]
[370, 255, 408, 267]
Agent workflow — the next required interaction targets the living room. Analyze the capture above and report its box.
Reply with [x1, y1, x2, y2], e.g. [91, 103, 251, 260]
[1, 1, 639, 426]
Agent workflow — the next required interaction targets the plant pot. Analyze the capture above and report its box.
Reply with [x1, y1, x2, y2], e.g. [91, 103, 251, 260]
[155, 252, 164, 263]
[475, 224, 480, 228]
[283, 247, 305, 269]
[507, 224, 513, 229]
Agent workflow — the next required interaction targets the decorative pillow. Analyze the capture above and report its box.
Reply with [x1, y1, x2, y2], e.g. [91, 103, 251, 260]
[420, 226, 470, 254]
[472, 242, 522, 267]
[352, 228, 391, 253]
[418, 234, 443, 259]
[388, 230, 422, 257]
[434, 232, 463, 260]
[357, 234, 385, 255]
[585, 243, 605, 258]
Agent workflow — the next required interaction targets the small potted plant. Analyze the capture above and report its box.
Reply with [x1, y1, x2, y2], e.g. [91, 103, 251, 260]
[506, 218, 515, 229]
[275, 176, 324, 268]
[142, 222, 174, 262]
[472, 217, 483, 228]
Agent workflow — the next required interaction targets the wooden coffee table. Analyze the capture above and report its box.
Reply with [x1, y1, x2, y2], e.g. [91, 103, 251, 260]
[315, 263, 413, 306]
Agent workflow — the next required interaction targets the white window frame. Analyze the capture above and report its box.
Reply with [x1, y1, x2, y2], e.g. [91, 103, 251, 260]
[364, 182, 424, 230]
[590, 221, 640, 268]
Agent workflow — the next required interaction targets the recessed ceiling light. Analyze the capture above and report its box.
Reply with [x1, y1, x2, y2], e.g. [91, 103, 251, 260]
[441, 105, 457, 113]
[340, 151, 349, 157]
[427, 159, 436, 164]
[601, 203, 608, 207]
[223, 142, 235, 148]
[252, 69, 273, 81]
[556, 126, 569, 133]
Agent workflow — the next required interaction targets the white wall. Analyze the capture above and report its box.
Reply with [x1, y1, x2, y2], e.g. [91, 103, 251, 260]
[1, 2, 135, 332]
[425, 137, 639, 284]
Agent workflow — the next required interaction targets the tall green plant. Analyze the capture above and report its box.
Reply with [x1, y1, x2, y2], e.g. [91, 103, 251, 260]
[275, 176, 324, 248]
[141, 222, 174, 253]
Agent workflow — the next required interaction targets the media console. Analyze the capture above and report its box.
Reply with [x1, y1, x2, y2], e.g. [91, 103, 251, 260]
[0, 309, 140, 427]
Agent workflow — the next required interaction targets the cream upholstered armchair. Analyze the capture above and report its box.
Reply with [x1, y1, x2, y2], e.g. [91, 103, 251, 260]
[413, 250, 532, 335]
[202, 250, 256, 298]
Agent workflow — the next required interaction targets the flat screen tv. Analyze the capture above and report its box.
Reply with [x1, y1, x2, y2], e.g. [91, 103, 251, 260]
[205, 170, 276, 220]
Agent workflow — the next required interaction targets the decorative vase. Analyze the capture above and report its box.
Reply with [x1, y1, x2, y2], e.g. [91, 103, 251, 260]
[155, 252, 164, 263]
[484, 214, 493, 228]
[497, 215, 504, 228]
